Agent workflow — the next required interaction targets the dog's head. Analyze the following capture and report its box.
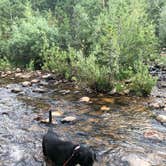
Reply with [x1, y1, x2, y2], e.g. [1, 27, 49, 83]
[76, 145, 96, 166]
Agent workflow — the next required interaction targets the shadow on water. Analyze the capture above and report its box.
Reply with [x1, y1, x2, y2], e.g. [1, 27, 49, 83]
[0, 78, 166, 166]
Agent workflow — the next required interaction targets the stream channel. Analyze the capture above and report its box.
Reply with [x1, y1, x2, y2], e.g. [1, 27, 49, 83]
[0, 69, 166, 166]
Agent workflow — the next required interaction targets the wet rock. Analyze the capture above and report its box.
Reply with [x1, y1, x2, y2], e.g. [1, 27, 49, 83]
[144, 129, 164, 141]
[61, 116, 77, 123]
[11, 88, 22, 93]
[6, 71, 12, 75]
[32, 88, 47, 93]
[40, 118, 57, 124]
[79, 96, 90, 102]
[52, 111, 63, 117]
[156, 114, 166, 123]
[100, 105, 110, 111]
[22, 81, 31, 87]
[31, 79, 40, 84]
[15, 73, 22, 78]
[59, 90, 70, 95]
[149, 102, 164, 109]
[39, 81, 48, 86]
[15, 72, 33, 79]
[1, 73, 7, 78]
[16, 68, 21, 72]
[159, 82, 166, 88]
[73, 90, 80, 94]
[108, 88, 116, 95]
[122, 154, 151, 166]
[42, 73, 55, 80]
[164, 107, 166, 111]
[76, 131, 88, 136]
[124, 79, 132, 84]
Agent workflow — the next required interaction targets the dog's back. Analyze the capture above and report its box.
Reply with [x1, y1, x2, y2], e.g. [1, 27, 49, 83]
[42, 110, 96, 166]
[42, 128, 77, 165]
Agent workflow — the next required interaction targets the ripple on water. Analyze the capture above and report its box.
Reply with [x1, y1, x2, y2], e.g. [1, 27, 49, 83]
[0, 83, 166, 165]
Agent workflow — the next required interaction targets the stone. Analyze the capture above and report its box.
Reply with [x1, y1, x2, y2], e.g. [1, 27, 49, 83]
[31, 79, 40, 84]
[61, 116, 77, 123]
[59, 90, 70, 95]
[11, 88, 22, 93]
[15, 72, 33, 79]
[42, 73, 55, 80]
[22, 81, 31, 87]
[52, 111, 63, 117]
[32, 88, 47, 93]
[156, 114, 166, 123]
[160, 82, 166, 88]
[15, 73, 22, 77]
[20, 73, 33, 79]
[122, 154, 151, 166]
[79, 96, 90, 102]
[16, 68, 21, 72]
[100, 105, 110, 111]
[40, 118, 57, 125]
[6, 71, 12, 75]
[39, 81, 48, 86]
[1, 73, 7, 78]
[144, 129, 164, 141]
[164, 107, 166, 111]
[149, 102, 164, 109]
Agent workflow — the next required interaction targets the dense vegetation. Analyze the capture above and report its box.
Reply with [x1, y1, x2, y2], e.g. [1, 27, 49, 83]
[0, 0, 166, 95]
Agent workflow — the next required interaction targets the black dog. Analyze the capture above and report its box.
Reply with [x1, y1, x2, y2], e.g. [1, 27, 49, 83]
[42, 110, 96, 166]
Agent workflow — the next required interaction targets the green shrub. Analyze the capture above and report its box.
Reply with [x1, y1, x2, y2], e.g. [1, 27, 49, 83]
[0, 57, 12, 70]
[43, 47, 77, 79]
[76, 53, 112, 92]
[93, 0, 157, 70]
[159, 6, 166, 47]
[130, 62, 157, 96]
[7, 11, 58, 69]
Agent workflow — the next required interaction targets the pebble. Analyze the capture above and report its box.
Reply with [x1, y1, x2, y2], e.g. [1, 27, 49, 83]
[11, 88, 22, 93]
[16, 68, 21, 72]
[122, 154, 151, 166]
[31, 79, 40, 84]
[156, 114, 166, 123]
[79, 96, 90, 102]
[61, 116, 77, 123]
[32, 88, 47, 93]
[144, 129, 164, 141]
[42, 74, 55, 80]
[22, 81, 31, 87]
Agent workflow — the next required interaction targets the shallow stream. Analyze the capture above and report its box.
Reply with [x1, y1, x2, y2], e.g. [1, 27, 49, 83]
[0, 73, 166, 166]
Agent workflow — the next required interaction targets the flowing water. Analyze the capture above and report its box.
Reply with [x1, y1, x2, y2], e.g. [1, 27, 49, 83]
[0, 73, 166, 166]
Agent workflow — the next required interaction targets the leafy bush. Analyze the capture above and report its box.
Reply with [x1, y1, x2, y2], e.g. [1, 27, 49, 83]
[43, 47, 77, 79]
[130, 62, 157, 96]
[76, 53, 112, 92]
[92, 0, 157, 72]
[159, 6, 166, 47]
[0, 57, 12, 70]
[7, 9, 58, 69]
[0, 0, 159, 95]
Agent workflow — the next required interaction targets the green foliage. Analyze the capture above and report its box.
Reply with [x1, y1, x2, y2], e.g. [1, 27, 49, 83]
[7, 12, 58, 68]
[43, 47, 76, 79]
[76, 53, 112, 92]
[0, 0, 161, 95]
[155, 55, 166, 67]
[159, 6, 166, 47]
[92, 0, 157, 73]
[146, 0, 165, 35]
[0, 57, 12, 70]
[130, 62, 157, 96]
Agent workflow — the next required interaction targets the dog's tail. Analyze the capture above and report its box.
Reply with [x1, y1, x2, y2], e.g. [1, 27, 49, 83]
[49, 109, 52, 124]
[47, 109, 54, 133]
